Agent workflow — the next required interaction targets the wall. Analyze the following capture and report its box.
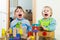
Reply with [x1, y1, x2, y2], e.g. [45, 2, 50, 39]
[36, 0, 60, 40]
[18, 0, 32, 9]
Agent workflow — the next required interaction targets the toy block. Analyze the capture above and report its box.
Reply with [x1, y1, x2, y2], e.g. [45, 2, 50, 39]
[38, 31, 55, 38]
[13, 28, 16, 37]
[16, 34, 21, 38]
[2, 28, 6, 37]
[16, 22, 22, 28]
[9, 38, 13, 40]
[30, 36, 35, 40]
[9, 28, 12, 34]
[9, 34, 13, 38]
[14, 37, 21, 40]
[27, 36, 35, 40]
[32, 24, 39, 33]
[28, 31, 33, 37]
[42, 31, 47, 36]
[19, 29, 23, 35]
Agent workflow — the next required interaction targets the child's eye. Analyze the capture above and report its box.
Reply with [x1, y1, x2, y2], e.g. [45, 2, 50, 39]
[47, 10, 49, 12]
[16, 11, 19, 12]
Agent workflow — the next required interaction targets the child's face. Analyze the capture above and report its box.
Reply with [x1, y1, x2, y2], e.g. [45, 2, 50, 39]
[42, 7, 51, 19]
[15, 8, 24, 19]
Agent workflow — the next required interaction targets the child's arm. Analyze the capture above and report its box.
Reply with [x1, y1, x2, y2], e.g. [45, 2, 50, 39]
[44, 19, 56, 31]
[25, 20, 32, 32]
[10, 19, 18, 29]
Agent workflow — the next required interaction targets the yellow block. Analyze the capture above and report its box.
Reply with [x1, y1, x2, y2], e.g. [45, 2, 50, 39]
[30, 36, 35, 40]
[2, 28, 6, 37]
[19, 28, 23, 35]
[9, 28, 12, 34]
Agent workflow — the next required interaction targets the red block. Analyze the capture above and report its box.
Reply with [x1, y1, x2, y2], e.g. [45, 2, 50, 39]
[28, 31, 33, 37]
[42, 31, 47, 36]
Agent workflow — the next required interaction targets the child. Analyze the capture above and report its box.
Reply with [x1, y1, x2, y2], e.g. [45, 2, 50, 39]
[10, 6, 32, 39]
[39, 6, 56, 31]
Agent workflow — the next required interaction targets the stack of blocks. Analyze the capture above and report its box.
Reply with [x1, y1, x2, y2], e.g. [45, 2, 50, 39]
[2, 28, 6, 37]
[9, 34, 21, 40]
[27, 31, 35, 40]
[9, 22, 23, 40]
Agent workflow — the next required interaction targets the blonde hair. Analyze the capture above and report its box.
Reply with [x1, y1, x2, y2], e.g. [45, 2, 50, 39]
[43, 6, 53, 17]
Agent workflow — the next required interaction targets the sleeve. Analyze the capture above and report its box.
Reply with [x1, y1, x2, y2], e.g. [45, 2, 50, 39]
[25, 20, 32, 32]
[38, 20, 41, 26]
[10, 20, 18, 29]
[45, 19, 56, 31]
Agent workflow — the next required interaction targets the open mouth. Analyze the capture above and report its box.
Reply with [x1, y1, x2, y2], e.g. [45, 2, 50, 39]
[18, 14, 22, 17]
[18, 14, 22, 18]
[44, 14, 48, 16]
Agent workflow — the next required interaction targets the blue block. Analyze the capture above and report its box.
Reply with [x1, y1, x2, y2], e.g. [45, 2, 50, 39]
[14, 37, 21, 40]
[9, 38, 13, 40]
[16, 34, 21, 38]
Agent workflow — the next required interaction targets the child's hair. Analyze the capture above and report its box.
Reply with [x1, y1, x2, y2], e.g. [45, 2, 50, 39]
[14, 6, 24, 13]
[42, 6, 53, 17]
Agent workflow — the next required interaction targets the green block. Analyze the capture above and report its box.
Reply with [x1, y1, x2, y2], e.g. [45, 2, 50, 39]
[16, 22, 22, 28]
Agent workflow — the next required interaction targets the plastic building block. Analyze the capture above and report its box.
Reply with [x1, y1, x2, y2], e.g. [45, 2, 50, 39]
[9, 38, 13, 40]
[14, 37, 21, 40]
[9, 34, 13, 38]
[28, 31, 33, 37]
[16, 22, 22, 28]
[13, 28, 16, 37]
[19, 29, 23, 35]
[32, 24, 39, 32]
[30, 36, 35, 40]
[42, 31, 47, 36]
[16, 34, 21, 38]
[9, 28, 12, 34]
[2, 28, 6, 37]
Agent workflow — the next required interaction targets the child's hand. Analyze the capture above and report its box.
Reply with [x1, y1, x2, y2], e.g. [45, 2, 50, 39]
[39, 25, 44, 31]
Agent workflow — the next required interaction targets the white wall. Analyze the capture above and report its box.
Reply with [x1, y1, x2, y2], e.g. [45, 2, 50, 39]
[18, 0, 32, 9]
[36, 0, 60, 40]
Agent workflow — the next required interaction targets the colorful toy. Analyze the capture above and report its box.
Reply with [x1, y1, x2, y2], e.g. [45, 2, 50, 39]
[32, 24, 39, 40]
[19, 29, 23, 35]
[32, 24, 39, 33]
[42, 31, 47, 36]
[14, 37, 21, 40]
[2, 28, 6, 37]
[9, 34, 13, 38]
[16, 22, 23, 35]
[28, 31, 33, 37]
[16, 34, 21, 38]
[16, 22, 22, 28]
[9, 33, 21, 40]
[27, 36, 35, 40]
[9, 28, 12, 34]
[13, 28, 16, 37]
[9, 38, 13, 40]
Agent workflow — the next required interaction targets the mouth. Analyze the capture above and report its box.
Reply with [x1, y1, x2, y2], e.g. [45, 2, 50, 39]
[18, 14, 22, 17]
[44, 14, 48, 16]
